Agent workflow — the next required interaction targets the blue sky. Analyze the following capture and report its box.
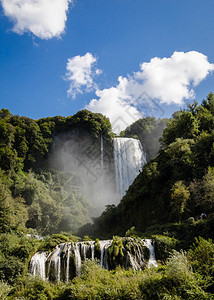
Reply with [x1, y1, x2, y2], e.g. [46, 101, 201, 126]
[1, 0, 214, 132]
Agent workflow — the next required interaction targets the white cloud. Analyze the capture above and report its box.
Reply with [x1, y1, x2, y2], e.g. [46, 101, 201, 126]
[0, 0, 72, 39]
[65, 53, 102, 98]
[86, 77, 142, 133]
[86, 51, 214, 133]
[134, 51, 214, 104]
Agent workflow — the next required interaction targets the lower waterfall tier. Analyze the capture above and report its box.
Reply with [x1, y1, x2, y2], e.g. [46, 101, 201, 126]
[29, 238, 157, 282]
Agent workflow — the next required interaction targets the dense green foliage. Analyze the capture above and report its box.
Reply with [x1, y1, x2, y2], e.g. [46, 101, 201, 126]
[88, 93, 214, 238]
[0, 233, 38, 284]
[0, 109, 113, 236]
[0, 108, 112, 173]
[1, 237, 213, 299]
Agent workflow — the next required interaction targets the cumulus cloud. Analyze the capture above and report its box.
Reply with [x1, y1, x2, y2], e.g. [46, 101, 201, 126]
[86, 77, 142, 133]
[0, 0, 73, 39]
[134, 51, 214, 104]
[65, 53, 102, 98]
[86, 51, 214, 133]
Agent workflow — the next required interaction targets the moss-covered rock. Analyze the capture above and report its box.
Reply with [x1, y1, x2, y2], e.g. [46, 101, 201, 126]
[108, 236, 124, 269]
[94, 238, 101, 259]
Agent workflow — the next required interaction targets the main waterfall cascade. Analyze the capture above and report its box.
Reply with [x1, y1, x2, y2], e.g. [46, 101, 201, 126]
[29, 239, 157, 282]
[114, 138, 147, 198]
[100, 134, 104, 170]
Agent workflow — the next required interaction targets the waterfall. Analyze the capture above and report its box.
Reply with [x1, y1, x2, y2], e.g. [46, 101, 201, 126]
[46, 244, 64, 282]
[125, 238, 147, 270]
[82, 243, 87, 260]
[144, 239, 158, 268]
[74, 243, 82, 276]
[74, 241, 96, 276]
[91, 242, 95, 261]
[66, 244, 71, 283]
[99, 240, 112, 269]
[100, 134, 104, 170]
[114, 138, 147, 198]
[126, 251, 139, 271]
[29, 251, 47, 280]
[29, 238, 157, 282]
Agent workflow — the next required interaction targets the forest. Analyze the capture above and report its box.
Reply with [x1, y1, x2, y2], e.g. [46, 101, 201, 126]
[0, 94, 214, 299]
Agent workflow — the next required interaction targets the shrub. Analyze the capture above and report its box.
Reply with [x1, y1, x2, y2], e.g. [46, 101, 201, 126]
[166, 250, 194, 284]
[0, 257, 25, 284]
[40, 234, 73, 251]
[14, 276, 57, 300]
[139, 268, 165, 299]
[153, 235, 178, 262]
[0, 281, 12, 299]
[188, 237, 214, 292]
[165, 250, 209, 299]
[61, 261, 142, 300]
[125, 226, 137, 237]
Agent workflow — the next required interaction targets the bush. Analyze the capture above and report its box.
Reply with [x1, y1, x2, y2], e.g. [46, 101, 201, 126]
[0, 233, 41, 283]
[139, 268, 165, 299]
[153, 235, 178, 262]
[0, 281, 12, 299]
[188, 237, 214, 292]
[61, 260, 142, 300]
[125, 226, 137, 237]
[165, 250, 209, 299]
[13, 276, 57, 300]
[40, 234, 78, 251]
[166, 250, 194, 284]
[0, 257, 25, 284]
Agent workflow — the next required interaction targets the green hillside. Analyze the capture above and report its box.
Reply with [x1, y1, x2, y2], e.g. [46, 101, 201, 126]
[0, 109, 113, 235]
[84, 93, 214, 240]
[0, 96, 214, 299]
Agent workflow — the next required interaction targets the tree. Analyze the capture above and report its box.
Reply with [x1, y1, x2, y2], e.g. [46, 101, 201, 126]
[0, 108, 12, 120]
[171, 181, 190, 222]
[201, 167, 214, 213]
[165, 138, 194, 180]
[0, 178, 28, 233]
[160, 111, 199, 148]
[0, 183, 11, 232]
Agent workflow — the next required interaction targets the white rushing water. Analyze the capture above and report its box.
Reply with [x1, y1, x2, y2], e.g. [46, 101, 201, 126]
[29, 251, 47, 280]
[46, 244, 65, 282]
[114, 137, 147, 198]
[100, 134, 104, 170]
[91, 242, 95, 261]
[144, 239, 158, 268]
[66, 244, 71, 283]
[99, 240, 112, 269]
[29, 238, 157, 282]
[74, 243, 82, 276]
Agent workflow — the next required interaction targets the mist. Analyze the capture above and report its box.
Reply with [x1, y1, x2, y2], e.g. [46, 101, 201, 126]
[49, 130, 120, 216]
